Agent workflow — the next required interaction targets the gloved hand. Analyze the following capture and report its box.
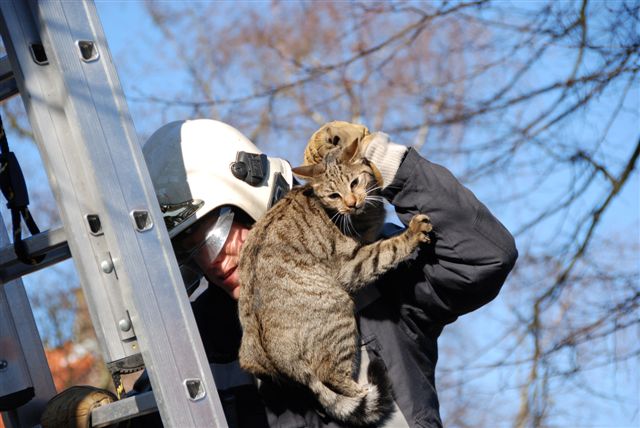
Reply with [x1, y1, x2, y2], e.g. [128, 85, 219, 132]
[40, 385, 117, 428]
[304, 121, 369, 165]
[360, 132, 408, 189]
[304, 121, 407, 189]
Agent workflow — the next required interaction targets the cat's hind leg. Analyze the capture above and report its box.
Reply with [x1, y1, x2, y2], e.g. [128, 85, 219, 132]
[238, 310, 276, 378]
[314, 346, 364, 398]
[324, 371, 366, 397]
[238, 334, 274, 378]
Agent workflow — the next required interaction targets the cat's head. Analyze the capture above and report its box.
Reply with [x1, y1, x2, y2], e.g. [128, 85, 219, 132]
[292, 139, 382, 216]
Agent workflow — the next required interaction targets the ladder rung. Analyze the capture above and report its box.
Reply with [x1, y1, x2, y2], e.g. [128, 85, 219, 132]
[0, 55, 18, 103]
[0, 227, 70, 283]
[91, 391, 158, 428]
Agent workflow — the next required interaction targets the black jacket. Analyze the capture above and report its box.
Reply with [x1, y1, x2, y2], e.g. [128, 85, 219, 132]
[134, 149, 518, 427]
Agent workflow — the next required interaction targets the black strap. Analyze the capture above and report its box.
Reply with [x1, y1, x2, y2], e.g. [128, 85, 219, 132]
[0, 114, 44, 265]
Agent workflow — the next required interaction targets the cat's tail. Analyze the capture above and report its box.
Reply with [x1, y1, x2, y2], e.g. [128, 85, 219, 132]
[308, 358, 394, 426]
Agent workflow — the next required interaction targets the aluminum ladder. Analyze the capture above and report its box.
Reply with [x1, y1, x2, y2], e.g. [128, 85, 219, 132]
[0, 1, 227, 426]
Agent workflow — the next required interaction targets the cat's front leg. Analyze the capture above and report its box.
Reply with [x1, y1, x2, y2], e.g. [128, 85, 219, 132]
[406, 213, 432, 245]
[337, 214, 432, 292]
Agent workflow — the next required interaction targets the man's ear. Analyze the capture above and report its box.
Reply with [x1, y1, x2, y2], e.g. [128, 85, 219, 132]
[292, 163, 326, 180]
[340, 137, 360, 163]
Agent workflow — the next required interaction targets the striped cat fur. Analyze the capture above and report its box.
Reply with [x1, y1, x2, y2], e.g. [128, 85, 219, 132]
[238, 139, 432, 426]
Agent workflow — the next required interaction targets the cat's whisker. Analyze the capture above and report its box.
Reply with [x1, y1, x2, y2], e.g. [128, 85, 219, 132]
[344, 215, 353, 236]
[346, 215, 360, 238]
[343, 214, 350, 235]
[366, 186, 382, 195]
[338, 213, 347, 235]
[343, 215, 351, 236]
[365, 196, 385, 206]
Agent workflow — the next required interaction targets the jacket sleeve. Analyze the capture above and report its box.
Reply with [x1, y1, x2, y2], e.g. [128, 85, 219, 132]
[382, 148, 518, 322]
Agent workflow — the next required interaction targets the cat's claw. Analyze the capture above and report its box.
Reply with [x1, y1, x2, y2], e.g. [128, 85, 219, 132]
[409, 214, 432, 244]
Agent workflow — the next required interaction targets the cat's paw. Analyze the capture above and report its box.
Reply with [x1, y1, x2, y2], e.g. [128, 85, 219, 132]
[408, 214, 432, 244]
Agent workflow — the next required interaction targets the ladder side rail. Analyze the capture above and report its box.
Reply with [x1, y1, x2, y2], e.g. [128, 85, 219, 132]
[0, 0, 131, 371]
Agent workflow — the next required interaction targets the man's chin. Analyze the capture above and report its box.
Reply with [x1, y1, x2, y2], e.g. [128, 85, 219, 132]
[220, 281, 240, 300]
[229, 285, 241, 300]
[208, 270, 241, 300]
[217, 275, 241, 300]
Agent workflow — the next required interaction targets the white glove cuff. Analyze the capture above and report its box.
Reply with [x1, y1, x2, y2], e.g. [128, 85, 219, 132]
[363, 132, 408, 188]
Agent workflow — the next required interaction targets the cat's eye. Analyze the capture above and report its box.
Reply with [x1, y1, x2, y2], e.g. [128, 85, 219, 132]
[329, 193, 341, 199]
[350, 177, 360, 189]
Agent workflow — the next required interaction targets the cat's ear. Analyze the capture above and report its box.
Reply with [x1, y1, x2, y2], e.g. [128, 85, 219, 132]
[292, 163, 326, 180]
[339, 137, 360, 163]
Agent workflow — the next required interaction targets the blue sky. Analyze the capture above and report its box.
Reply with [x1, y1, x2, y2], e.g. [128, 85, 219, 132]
[1, 1, 637, 427]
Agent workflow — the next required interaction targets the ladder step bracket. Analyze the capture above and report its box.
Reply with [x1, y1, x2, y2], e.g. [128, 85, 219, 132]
[0, 55, 18, 103]
[91, 391, 158, 428]
[0, 227, 70, 283]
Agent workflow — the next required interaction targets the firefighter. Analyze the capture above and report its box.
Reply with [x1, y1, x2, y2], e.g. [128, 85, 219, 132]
[42, 118, 517, 428]
[139, 118, 517, 427]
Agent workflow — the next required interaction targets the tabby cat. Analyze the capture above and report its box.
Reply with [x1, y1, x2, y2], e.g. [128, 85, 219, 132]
[238, 139, 432, 426]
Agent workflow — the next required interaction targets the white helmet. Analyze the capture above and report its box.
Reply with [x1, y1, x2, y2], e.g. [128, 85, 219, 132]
[142, 119, 293, 238]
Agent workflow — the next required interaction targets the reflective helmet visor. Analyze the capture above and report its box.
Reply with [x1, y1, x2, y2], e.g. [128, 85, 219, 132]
[175, 207, 235, 293]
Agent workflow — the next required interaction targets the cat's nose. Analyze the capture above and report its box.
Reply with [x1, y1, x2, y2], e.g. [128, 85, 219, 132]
[344, 194, 357, 208]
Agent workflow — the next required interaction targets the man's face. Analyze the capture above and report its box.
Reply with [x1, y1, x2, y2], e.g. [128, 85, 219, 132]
[177, 216, 250, 300]
[203, 221, 249, 300]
